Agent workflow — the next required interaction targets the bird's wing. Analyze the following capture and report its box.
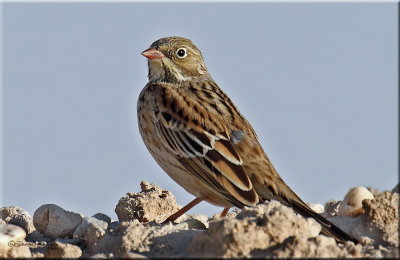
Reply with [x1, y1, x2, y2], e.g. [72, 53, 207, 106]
[152, 83, 258, 207]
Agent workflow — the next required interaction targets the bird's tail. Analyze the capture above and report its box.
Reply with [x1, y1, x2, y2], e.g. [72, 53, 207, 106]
[287, 197, 358, 244]
[276, 180, 358, 244]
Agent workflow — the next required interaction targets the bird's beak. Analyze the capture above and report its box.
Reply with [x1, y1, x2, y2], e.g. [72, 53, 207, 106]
[141, 47, 165, 60]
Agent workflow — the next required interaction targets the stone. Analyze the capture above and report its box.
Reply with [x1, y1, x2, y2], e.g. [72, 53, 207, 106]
[212, 211, 237, 220]
[367, 187, 381, 197]
[27, 239, 48, 258]
[0, 224, 26, 242]
[0, 206, 35, 234]
[26, 230, 51, 244]
[1, 184, 399, 258]
[73, 216, 108, 240]
[7, 245, 32, 258]
[91, 220, 149, 256]
[33, 204, 83, 238]
[92, 219, 198, 257]
[44, 241, 82, 258]
[108, 221, 120, 232]
[188, 201, 322, 257]
[269, 235, 360, 258]
[271, 236, 340, 257]
[362, 191, 399, 247]
[174, 213, 209, 229]
[337, 186, 374, 217]
[85, 222, 107, 253]
[0, 224, 29, 258]
[72, 216, 108, 253]
[179, 217, 207, 230]
[92, 213, 111, 224]
[322, 200, 341, 218]
[328, 191, 399, 247]
[307, 203, 325, 214]
[115, 181, 181, 223]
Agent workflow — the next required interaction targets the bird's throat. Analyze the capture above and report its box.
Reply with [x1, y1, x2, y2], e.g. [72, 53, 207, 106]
[148, 59, 192, 83]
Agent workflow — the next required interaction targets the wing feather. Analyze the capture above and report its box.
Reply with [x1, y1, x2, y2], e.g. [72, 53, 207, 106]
[213, 139, 242, 164]
[150, 83, 258, 206]
[205, 149, 251, 190]
[153, 84, 258, 206]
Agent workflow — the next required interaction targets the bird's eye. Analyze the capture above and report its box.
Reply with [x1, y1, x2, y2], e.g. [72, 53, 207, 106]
[176, 48, 187, 58]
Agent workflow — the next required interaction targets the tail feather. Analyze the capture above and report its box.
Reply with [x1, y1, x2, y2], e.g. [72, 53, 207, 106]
[288, 199, 358, 244]
[253, 173, 358, 243]
[272, 179, 358, 244]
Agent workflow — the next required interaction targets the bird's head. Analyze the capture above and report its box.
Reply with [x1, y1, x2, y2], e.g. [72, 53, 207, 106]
[141, 36, 209, 83]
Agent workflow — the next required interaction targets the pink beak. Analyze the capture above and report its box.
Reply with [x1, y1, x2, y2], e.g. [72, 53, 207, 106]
[141, 47, 165, 60]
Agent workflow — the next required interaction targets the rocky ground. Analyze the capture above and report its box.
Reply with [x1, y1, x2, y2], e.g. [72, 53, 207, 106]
[1, 181, 399, 258]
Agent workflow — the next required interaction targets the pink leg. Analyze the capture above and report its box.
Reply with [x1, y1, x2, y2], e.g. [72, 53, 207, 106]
[220, 207, 230, 217]
[162, 197, 203, 223]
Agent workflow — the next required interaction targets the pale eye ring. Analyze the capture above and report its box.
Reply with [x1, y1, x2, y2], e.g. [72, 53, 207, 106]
[176, 48, 187, 58]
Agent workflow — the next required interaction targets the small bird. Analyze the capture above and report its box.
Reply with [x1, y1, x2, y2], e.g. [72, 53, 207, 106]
[137, 36, 357, 244]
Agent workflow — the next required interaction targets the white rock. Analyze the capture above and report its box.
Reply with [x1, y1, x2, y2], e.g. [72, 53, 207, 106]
[73, 216, 108, 253]
[73, 216, 108, 240]
[0, 224, 26, 241]
[0, 224, 27, 258]
[307, 203, 325, 214]
[7, 245, 32, 258]
[86, 223, 107, 253]
[33, 204, 83, 238]
[0, 206, 35, 234]
[337, 187, 374, 217]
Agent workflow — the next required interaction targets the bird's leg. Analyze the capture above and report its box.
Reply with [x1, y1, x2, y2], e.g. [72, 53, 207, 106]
[162, 197, 203, 224]
[220, 207, 230, 218]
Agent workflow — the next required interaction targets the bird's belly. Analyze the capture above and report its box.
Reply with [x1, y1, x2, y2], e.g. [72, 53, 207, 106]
[137, 108, 231, 208]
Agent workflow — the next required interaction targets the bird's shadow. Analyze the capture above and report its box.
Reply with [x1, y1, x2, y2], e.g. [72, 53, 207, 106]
[141, 228, 203, 258]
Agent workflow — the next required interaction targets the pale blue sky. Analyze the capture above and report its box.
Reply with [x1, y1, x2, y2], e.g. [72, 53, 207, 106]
[2, 3, 397, 219]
